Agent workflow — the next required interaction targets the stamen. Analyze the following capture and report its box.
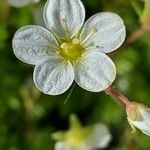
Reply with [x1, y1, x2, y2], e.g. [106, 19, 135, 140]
[59, 40, 84, 62]
[81, 27, 97, 44]
[83, 45, 104, 52]
[60, 43, 68, 50]
[91, 27, 97, 33]
[60, 17, 66, 23]
[72, 38, 80, 44]
[60, 17, 70, 40]
[46, 45, 59, 55]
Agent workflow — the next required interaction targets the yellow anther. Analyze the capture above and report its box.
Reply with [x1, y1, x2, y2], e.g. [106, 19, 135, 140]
[81, 27, 97, 44]
[60, 17, 65, 21]
[60, 17, 66, 24]
[60, 43, 68, 50]
[91, 27, 97, 33]
[72, 38, 80, 44]
[59, 40, 84, 62]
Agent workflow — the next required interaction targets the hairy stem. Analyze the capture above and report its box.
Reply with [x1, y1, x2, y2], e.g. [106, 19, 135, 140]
[105, 85, 131, 108]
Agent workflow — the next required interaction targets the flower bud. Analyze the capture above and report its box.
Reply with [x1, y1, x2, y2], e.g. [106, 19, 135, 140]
[126, 102, 150, 136]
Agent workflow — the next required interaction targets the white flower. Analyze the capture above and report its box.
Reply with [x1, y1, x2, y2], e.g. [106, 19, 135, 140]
[126, 102, 150, 136]
[12, 0, 126, 95]
[52, 115, 112, 150]
[33, 7, 45, 27]
[8, 0, 40, 7]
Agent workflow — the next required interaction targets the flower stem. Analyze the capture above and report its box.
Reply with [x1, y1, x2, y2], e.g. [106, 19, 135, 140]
[105, 85, 131, 108]
[125, 23, 150, 45]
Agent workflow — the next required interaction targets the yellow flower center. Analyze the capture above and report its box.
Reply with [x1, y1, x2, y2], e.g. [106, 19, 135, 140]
[59, 39, 84, 62]
[66, 127, 91, 145]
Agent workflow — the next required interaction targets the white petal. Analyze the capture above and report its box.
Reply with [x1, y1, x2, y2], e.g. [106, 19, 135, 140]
[140, 108, 150, 122]
[80, 12, 126, 53]
[8, 0, 31, 7]
[8, 0, 39, 7]
[130, 120, 150, 136]
[74, 50, 116, 92]
[87, 124, 112, 149]
[13, 25, 58, 65]
[32, 0, 40, 3]
[43, 0, 85, 40]
[55, 142, 89, 150]
[33, 57, 74, 95]
[55, 142, 67, 150]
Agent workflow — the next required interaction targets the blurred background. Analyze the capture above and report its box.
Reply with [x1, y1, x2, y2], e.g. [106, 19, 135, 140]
[0, 0, 150, 149]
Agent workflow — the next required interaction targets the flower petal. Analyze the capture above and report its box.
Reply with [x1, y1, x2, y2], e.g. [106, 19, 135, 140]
[126, 103, 150, 136]
[33, 0, 40, 3]
[55, 142, 89, 150]
[13, 25, 58, 65]
[74, 50, 116, 92]
[8, 0, 31, 7]
[43, 0, 85, 40]
[80, 12, 126, 53]
[33, 57, 74, 95]
[55, 142, 67, 150]
[87, 124, 112, 149]
[8, 0, 40, 7]
[129, 119, 150, 136]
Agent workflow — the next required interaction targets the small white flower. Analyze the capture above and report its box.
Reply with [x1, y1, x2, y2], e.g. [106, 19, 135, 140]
[8, 0, 40, 7]
[33, 7, 45, 27]
[126, 102, 150, 136]
[52, 115, 112, 150]
[12, 0, 126, 95]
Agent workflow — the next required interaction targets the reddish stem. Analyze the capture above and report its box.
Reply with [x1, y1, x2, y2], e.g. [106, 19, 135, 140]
[126, 23, 150, 45]
[105, 85, 131, 108]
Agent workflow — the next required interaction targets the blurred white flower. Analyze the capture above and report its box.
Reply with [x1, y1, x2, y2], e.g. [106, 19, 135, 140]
[52, 115, 112, 150]
[8, 0, 40, 7]
[12, 0, 126, 95]
[126, 102, 150, 136]
[33, 7, 45, 27]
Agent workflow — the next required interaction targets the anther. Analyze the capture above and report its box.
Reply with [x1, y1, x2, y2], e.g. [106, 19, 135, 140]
[60, 17, 65, 22]
[72, 39, 80, 45]
[81, 27, 97, 44]
[91, 27, 97, 33]
[60, 43, 68, 50]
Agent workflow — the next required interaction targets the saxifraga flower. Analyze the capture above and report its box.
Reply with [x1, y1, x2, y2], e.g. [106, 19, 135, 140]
[12, 0, 126, 95]
[52, 115, 112, 150]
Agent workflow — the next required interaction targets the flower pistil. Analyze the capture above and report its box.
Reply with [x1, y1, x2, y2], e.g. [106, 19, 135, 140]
[59, 39, 85, 62]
